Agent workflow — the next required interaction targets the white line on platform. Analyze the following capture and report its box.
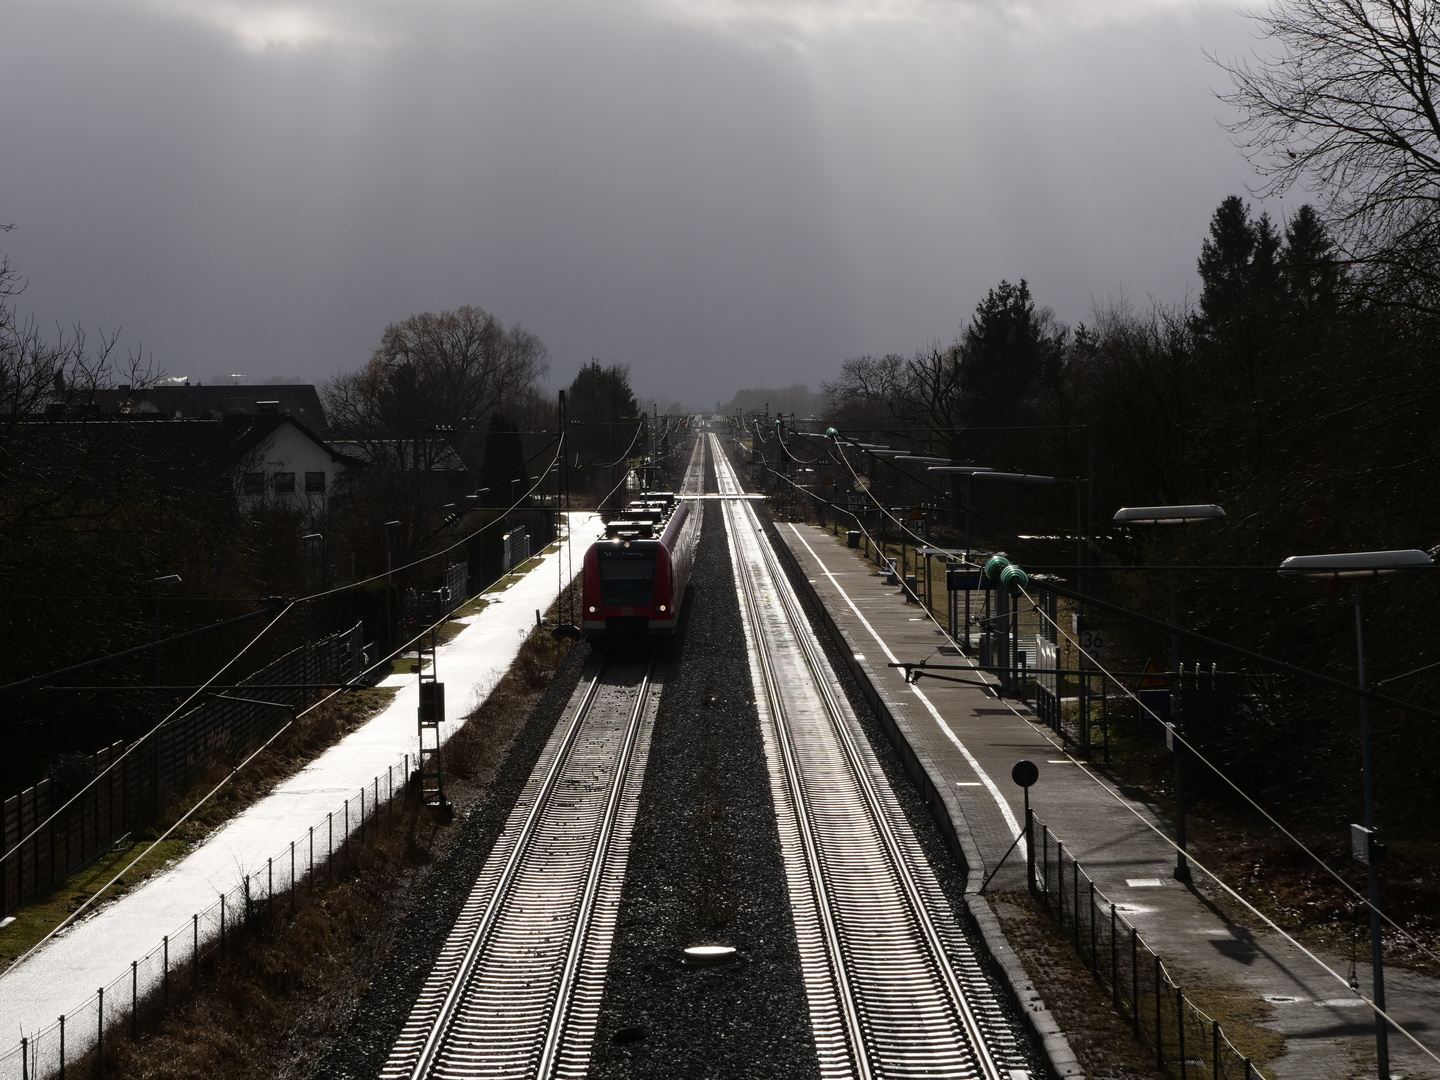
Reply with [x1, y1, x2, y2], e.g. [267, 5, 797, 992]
[786, 524, 1024, 851]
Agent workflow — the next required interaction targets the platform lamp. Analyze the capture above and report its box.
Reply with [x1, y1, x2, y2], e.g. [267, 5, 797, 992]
[1279, 548, 1432, 1080]
[1112, 504, 1226, 882]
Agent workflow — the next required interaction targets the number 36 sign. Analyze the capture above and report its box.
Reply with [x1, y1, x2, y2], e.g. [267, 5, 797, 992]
[1079, 629, 1105, 667]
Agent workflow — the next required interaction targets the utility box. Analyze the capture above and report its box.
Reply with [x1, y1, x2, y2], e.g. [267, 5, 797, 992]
[419, 681, 446, 725]
[847, 530, 861, 548]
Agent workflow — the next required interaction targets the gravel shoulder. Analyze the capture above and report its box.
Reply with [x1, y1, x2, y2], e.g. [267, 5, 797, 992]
[586, 498, 819, 1079]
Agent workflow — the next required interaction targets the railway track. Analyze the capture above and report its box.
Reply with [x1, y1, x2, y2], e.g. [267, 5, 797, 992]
[711, 432, 1032, 1080]
[380, 658, 660, 1080]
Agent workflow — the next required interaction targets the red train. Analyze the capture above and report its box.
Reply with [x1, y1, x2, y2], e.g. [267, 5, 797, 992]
[582, 493, 701, 639]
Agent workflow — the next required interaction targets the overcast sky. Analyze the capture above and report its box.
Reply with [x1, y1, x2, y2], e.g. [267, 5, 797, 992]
[2, 0, 1275, 409]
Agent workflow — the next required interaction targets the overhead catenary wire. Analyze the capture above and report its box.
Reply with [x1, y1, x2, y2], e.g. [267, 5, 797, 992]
[5, 536, 574, 972]
[1, 440, 567, 873]
[0, 600, 296, 872]
[766, 429, 1440, 975]
[1016, 578, 1440, 972]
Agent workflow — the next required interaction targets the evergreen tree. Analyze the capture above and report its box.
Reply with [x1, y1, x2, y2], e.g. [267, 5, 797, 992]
[1279, 204, 1341, 313]
[959, 278, 1060, 422]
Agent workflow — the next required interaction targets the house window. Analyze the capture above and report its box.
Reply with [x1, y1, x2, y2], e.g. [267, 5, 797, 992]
[305, 471, 327, 493]
[243, 472, 264, 495]
[273, 472, 296, 493]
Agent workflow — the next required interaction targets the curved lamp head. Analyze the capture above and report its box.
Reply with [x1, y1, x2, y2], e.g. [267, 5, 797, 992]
[1113, 504, 1226, 525]
[1279, 549, 1433, 579]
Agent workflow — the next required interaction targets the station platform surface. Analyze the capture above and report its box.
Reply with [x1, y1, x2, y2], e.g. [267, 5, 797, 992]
[0, 513, 599, 1064]
[779, 521, 1438, 1080]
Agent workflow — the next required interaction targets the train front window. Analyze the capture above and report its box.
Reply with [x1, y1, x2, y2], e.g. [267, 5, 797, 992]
[598, 549, 656, 606]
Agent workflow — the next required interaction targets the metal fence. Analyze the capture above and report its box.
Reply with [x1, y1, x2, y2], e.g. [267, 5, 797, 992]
[502, 528, 530, 572]
[2, 623, 365, 915]
[1027, 814, 1270, 1080]
[0, 752, 417, 1080]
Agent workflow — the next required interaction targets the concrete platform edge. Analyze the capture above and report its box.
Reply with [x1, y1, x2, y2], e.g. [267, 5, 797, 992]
[773, 526, 1082, 1080]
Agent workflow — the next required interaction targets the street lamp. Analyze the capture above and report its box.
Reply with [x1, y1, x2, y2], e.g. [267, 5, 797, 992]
[301, 533, 324, 593]
[1279, 547, 1432, 1080]
[384, 520, 402, 651]
[1113, 504, 1225, 882]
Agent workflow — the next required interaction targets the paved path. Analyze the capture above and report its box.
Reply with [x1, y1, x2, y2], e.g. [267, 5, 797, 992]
[780, 521, 1438, 1080]
[0, 513, 598, 1063]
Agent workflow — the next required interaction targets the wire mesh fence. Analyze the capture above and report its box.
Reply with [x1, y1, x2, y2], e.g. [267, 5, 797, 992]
[2, 623, 365, 916]
[0, 753, 415, 1080]
[1029, 814, 1271, 1080]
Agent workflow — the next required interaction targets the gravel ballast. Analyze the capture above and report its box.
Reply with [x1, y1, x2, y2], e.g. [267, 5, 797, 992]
[586, 497, 819, 1079]
[315, 641, 592, 1080]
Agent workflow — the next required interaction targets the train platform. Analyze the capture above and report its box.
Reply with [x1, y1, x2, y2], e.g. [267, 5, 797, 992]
[0, 513, 599, 1063]
[776, 521, 1439, 1080]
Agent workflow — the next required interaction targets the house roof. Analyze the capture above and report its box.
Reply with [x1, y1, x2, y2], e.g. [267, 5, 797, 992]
[228, 414, 356, 466]
[327, 439, 470, 472]
[90, 384, 326, 426]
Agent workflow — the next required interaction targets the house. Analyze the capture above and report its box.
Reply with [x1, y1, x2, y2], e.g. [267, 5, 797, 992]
[232, 416, 358, 513]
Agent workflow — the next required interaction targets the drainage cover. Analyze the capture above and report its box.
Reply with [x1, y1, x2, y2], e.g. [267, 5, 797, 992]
[683, 945, 738, 967]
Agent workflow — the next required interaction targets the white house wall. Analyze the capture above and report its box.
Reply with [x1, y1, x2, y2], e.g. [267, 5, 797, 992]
[237, 423, 346, 513]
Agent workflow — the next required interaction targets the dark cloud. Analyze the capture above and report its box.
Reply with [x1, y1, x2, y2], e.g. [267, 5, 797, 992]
[1, 0, 1262, 407]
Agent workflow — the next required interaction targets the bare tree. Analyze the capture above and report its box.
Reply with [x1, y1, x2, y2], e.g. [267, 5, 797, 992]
[324, 305, 549, 462]
[1218, 0, 1440, 285]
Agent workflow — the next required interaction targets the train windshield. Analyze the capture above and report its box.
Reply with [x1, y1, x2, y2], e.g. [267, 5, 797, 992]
[598, 548, 656, 606]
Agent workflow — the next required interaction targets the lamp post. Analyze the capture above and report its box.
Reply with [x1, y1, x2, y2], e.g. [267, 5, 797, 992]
[1278, 547, 1432, 1080]
[1112, 504, 1225, 882]
[384, 520, 401, 651]
[300, 533, 324, 594]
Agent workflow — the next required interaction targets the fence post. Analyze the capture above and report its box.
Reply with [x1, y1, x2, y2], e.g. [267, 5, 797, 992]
[1155, 954, 1163, 1068]
[192, 915, 198, 985]
[344, 800, 349, 862]
[20, 1036, 26, 1080]
[244, 875, 251, 924]
[1089, 880, 1097, 973]
[309, 826, 315, 891]
[1177, 986, 1187, 1080]
[1073, 860, 1080, 948]
[267, 858, 273, 910]
[1043, 827, 1050, 908]
[1214, 1021, 1222, 1080]
[1132, 928, 1139, 1035]
[1026, 806, 1036, 895]
[327, 813, 333, 881]
[58, 1015, 64, 1080]
[359, 789, 365, 845]
[95, 987, 102, 1078]
[131, 960, 137, 1041]
[1056, 841, 1063, 927]
[1244, 1058, 1253, 1080]
[220, 894, 226, 956]
[163, 936, 169, 1004]
[1110, 905, 1118, 1006]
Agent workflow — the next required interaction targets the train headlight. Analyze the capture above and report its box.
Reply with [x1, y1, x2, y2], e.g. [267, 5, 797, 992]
[657, 604, 667, 613]
[588, 605, 597, 614]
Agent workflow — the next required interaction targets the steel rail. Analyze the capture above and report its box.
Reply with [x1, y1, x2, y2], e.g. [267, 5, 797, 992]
[713, 431, 1024, 1080]
[534, 659, 654, 1079]
[387, 657, 655, 1079]
[726, 489, 872, 1080]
